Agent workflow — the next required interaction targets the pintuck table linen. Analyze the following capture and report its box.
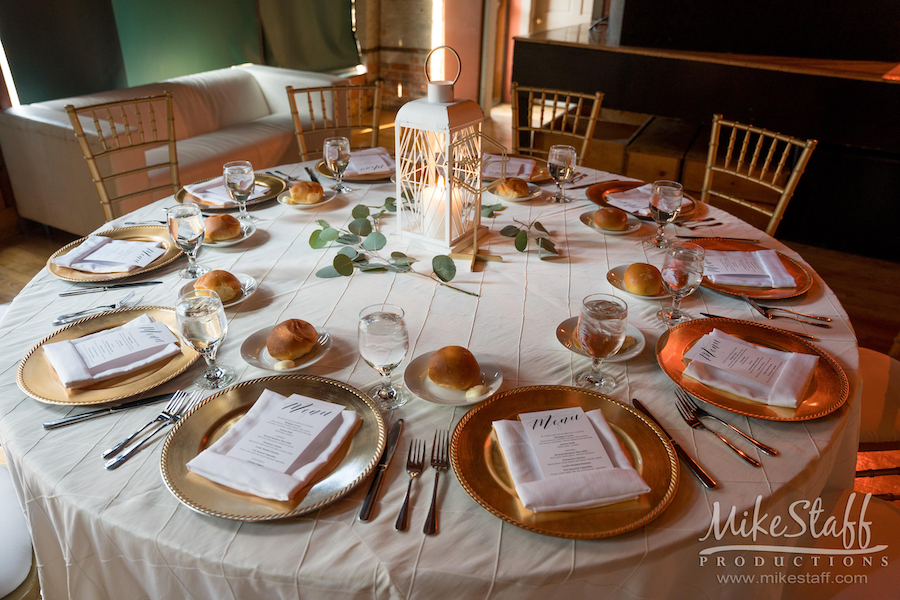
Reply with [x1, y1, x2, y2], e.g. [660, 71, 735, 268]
[0, 161, 862, 600]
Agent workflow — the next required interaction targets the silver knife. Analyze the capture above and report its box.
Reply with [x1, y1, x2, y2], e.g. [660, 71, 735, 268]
[358, 418, 404, 521]
[42, 392, 174, 429]
[741, 293, 831, 328]
[676, 235, 760, 243]
[305, 166, 322, 185]
[632, 399, 718, 489]
[59, 281, 163, 296]
[699, 313, 819, 341]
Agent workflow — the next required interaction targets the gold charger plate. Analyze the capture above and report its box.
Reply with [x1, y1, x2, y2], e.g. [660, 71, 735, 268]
[689, 238, 813, 300]
[451, 385, 679, 539]
[656, 318, 848, 421]
[175, 174, 287, 209]
[160, 375, 386, 521]
[16, 306, 199, 406]
[586, 180, 699, 219]
[316, 160, 393, 182]
[47, 226, 182, 283]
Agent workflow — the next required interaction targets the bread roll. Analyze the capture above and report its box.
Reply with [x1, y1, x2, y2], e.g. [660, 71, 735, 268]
[428, 346, 481, 390]
[623, 263, 665, 296]
[286, 181, 324, 205]
[495, 178, 530, 198]
[194, 270, 242, 302]
[266, 319, 318, 361]
[592, 207, 628, 231]
[204, 214, 242, 241]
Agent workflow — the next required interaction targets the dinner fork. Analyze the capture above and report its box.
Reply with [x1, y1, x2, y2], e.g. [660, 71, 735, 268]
[423, 430, 450, 535]
[739, 293, 831, 322]
[680, 222, 722, 231]
[104, 390, 203, 470]
[675, 389, 778, 456]
[52, 292, 138, 326]
[101, 390, 191, 458]
[741, 293, 831, 328]
[395, 439, 426, 531]
[674, 392, 761, 467]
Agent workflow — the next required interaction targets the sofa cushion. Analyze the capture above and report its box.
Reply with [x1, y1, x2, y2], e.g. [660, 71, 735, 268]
[0, 466, 32, 598]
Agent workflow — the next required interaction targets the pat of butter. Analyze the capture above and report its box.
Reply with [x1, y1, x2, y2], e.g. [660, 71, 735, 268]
[273, 360, 295, 370]
[465, 385, 488, 402]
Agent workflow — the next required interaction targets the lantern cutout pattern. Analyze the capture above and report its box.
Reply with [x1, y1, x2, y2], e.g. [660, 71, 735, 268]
[395, 46, 504, 252]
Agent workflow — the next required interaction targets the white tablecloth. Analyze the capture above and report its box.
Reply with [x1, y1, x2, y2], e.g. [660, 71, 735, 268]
[0, 163, 864, 599]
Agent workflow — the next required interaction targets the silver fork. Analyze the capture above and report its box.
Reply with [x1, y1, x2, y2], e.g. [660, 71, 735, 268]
[741, 293, 831, 328]
[681, 222, 722, 230]
[104, 390, 203, 470]
[102, 390, 189, 458]
[395, 439, 426, 531]
[674, 392, 761, 467]
[423, 430, 450, 535]
[53, 292, 137, 325]
[675, 388, 778, 456]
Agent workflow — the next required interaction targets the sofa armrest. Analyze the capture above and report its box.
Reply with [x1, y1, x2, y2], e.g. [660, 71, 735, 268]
[234, 64, 347, 115]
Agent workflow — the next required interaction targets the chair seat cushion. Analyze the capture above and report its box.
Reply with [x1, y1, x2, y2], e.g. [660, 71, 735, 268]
[0, 466, 33, 598]
[858, 348, 900, 446]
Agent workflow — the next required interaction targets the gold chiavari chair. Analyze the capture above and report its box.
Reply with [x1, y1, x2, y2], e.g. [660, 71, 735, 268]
[286, 81, 384, 162]
[701, 114, 817, 236]
[65, 92, 180, 223]
[510, 82, 603, 166]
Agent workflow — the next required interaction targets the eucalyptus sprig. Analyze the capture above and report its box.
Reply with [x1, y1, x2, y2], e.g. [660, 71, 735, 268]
[500, 219, 560, 259]
[481, 202, 505, 218]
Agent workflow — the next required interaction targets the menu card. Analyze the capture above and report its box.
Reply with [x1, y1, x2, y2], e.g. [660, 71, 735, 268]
[224, 397, 344, 473]
[83, 239, 165, 270]
[347, 153, 392, 175]
[482, 154, 535, 179]
[704, 252, 767, 278]
[519, 407, 615, 478]
[702, 250, 795, 288]
[684, 333, 786, 388]
[75, 321, 177, 372]
[184, 176, 270, 206]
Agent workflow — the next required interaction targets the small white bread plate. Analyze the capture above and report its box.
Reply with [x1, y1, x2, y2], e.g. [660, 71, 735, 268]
[240, 325, 332, 372]
[404, 351, 503, 406]
[202, 222, 257, 248]
[579, 212, 642, 236]
[180, 272, 258, 307]
[607, 265, 671, 300]
[277, 190, 337, 210]
[555, 318, 646, 363]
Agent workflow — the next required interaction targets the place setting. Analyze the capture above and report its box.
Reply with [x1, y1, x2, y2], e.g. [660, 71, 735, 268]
[175, 160, 287, 213]
[315, 142, 395, 184]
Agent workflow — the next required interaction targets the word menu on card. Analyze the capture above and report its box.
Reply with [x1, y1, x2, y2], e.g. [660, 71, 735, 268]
[519, 407, 614, 479]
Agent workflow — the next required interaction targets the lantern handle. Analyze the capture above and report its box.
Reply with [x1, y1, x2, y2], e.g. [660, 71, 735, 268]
[424, 46, 461, 85]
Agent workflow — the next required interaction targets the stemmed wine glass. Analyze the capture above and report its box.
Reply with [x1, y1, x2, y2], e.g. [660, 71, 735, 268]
[223, 160, 257, 223]
[644, 180, 684, 248]
[358, 303, 410, 410]
[574, 294, 628, 392]
[166, 204, 209, 279]
[658, 242, 706, 327]
[547, 144, 576, 203]
[324, 137, 352, 194]
[176, 290, 235, 390]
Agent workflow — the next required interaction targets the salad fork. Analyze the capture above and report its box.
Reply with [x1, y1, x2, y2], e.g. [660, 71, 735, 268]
[741, 293, 831, 328]
[674, 392, 761, 467]
[675, 389, 777, 456]
[423, 430, 450, 535]
[53, 292, 139, 325]
[395, 439, 426, 531]
[102, 390, 191, 458]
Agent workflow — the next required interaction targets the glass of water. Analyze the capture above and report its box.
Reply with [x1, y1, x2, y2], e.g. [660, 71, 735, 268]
[176, 290, 235, 390]
[574, 294, 628, 392]
[358, 303, 410, 410]
[658, 242, 706, 327]
[547, 144, 576, 203]
[644, 180, 684, 248]
[223, 160, 256, 223]
[166, 204, 209, 279]
[324, 137, 352, 194]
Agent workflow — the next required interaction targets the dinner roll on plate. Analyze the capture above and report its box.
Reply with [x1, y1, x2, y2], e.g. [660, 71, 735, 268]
[624, 263, 665, 296]
[266, 319, 318, 361]
[204, 214, 242, 241]
[428, 346, 482, 390]
[592, 207, 628, 231]
[194, 270, 242, 302]
[494, 178, 530, 198]
[286, 181, 324, 205]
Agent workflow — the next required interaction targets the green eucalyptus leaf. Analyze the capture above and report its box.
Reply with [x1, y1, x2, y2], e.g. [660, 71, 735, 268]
[384, 197, 397, 212]
[537, 237, 557, 254]
[309, 230, 326, 249]
[533, 221, 549, 234]
[362, 231, 387, 251]
[432, 255, 457, 282]
[336, 233, 361, 245]
[316, 219, 330, 229]
[391, 263, 411, 272]
[351, 205, 370, 219]
[348, 218, 373, 236]
[316, 265, 342, 278]
[514, 230, 529, 252]
[500, 225, 520, 237]
[390, 252, 417, 266]
[481, 207, 495, 218]
[320, 227, 339, 242]
[333, 253, 355, 276]
[359, 264, 388, 272]
[338, 246, 359, 260]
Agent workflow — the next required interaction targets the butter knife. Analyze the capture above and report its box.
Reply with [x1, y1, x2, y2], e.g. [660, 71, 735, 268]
[59, 281, 163, 296]
[699, 313, 818, 341]
[42, 392, 173, 429]
[358, 418, 404, 521]
[305, 166, 321, 185]
[632, 399, 717, 489]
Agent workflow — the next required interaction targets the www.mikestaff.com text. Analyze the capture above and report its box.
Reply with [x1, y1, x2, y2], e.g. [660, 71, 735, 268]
[715, 572, 868, 585]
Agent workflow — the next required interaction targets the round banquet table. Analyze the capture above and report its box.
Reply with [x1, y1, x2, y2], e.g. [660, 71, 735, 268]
[0, 162, 864, 600]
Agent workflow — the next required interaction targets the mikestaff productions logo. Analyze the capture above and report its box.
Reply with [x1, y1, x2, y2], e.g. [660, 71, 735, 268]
[698, 492, 888, 585]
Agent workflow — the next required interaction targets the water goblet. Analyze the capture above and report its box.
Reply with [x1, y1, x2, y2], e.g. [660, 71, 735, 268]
[657, 242, 706, 327]
[223, 160, 257, 223]
[166, 204, 209, 279]
[644, 180, 684, 248]
[358, 303, 410, 410]
[176, 290, 235, 390]
[574, 294, 628, 392]
[547, 144, 576, 203]
[324, 137, 352, 194]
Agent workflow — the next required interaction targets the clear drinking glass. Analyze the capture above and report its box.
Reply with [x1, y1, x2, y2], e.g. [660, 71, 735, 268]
[176, 290, 235, 390]
[223, 160, 257, 223]
[358, 303, 410, 410]
[324, 137, 352, 194]
[547, 144, 576, 203]
[574, 294, 628, 392]
[644, 180, 684, 248]
[166, 204, 209, 279]
[657, 242, 706, 327]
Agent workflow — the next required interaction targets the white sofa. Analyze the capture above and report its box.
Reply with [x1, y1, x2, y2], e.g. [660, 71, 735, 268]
[0, 64, 344, 235]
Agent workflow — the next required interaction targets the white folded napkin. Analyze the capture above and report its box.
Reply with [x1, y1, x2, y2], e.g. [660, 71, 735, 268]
[482, 154, 535, 179]
[344, 147, 395, 176]
[605, 183, 692, 217]
[186, 389, 361, 501]
[184, 176, 269, 207]
[51, 235, 166, 274]
[492, 409, 650, 512]
[703, 250, 795, 288]
[683, 329, 818, 408]
[43, 315, 181, 389]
